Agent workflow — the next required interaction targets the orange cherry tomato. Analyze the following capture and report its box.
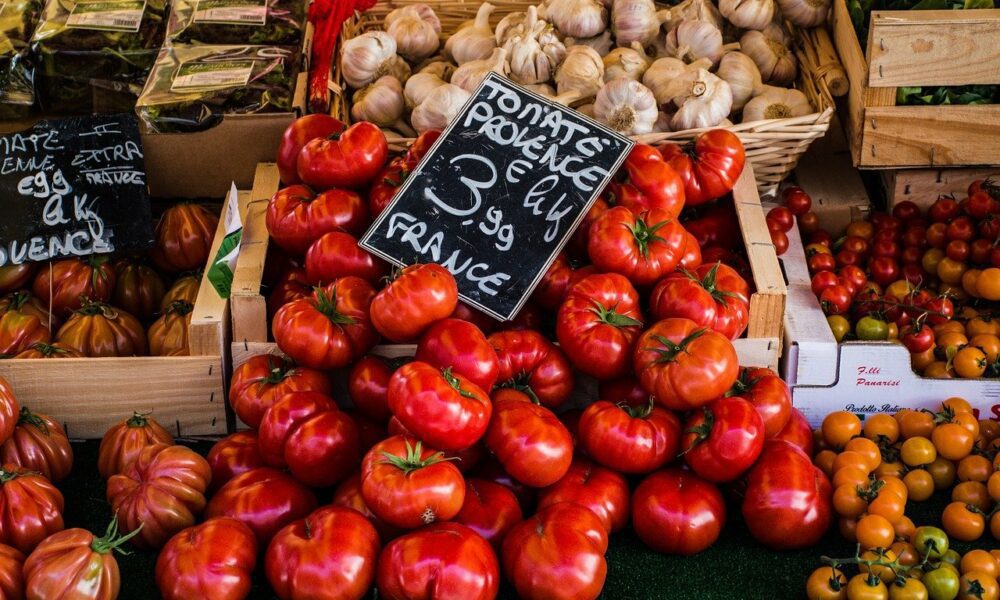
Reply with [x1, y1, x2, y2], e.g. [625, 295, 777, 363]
[951, 412, 980, 438]
[976, 268, 1000, 301]
[954, 347, 988, 378]
[928, 458, 957, 490]
[987, 471, 1000, 502]
[846, 574, 888, 600]
[815, 449, 838, 477]
[805, 566, 847, 600]
[952, 481, 992, 513]
[897, 411, 935, 440]
[933, 423, 975, 461]
[833, 484, 868, 519]
[823, 412, 863, 449]
[861, 549, 898, 583]
[903, 469, 935, 502]
[892, 517, 916, 545]
[958, 571, 999, 600]
[845, 438, 883, 472]
[877, 476, 908, 500]
[923, 362, 954, 379]
[875, 461, 906, 479]
[890, 541, 919, 566]
[911, 347, 938, 371]
[864, 414, 900, 444]
[957, 455, 992, 483]
[960, 550, 999, 578]
[857, 514, 896, 549]
[834, 451, 874, 475]
[941, 397, 973, 414]
[942, 501, 985, 542]
[901, 437, 937, 467]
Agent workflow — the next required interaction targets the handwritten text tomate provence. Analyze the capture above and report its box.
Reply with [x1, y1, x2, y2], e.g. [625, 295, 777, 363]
[361, 74, 632, 321]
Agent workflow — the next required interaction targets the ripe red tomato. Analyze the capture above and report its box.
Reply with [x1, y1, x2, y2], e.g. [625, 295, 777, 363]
[111, 258, 165, 322]
[150, 203, 219, 274]
[97, 412, 173, 479]
[810, 271, 840, 297]
[807, 253, 837, 274]
[205, 467, 317, 544]
[649, 262, 750, 340]
[893, 200, 921, 222]
[632, 468, 725, 555]
[0, 465, 64, 553]
[588, 206, 687, 287]
[767, 206, 795, 232]
[634, 318, 739, 411]
[370, 264, 458, 343]
[0, 263, 35, 296]
[1, 408, 72, 483]
[297, 121, 388, 191]
[485, 389, 573, 488]
[304, 231, 387, 285]
[839, 265, 868, 295]
[578, 399, 681, 475]
[742, 440, 833, 549]
[538, 456, 630, 533]
[229, 354, 331, 428]
[680, 230, 703, 269]
[621, 143, 686, 217]
[24, 521, 135, 600]
[728, 367, 792, 438]
[55, 301, 147, 357]
[415, 318, 499, 392]
[332, 474, 399, 541]
[556, 273, 644, 380]
[206, 431, 264, 493]
[532, 252, 600, 311]
[0, 380, 16, 452]
[929, 196, 960, 222]
[489, 330, 574, 409]
[387, 361, 491, 452]
[924, 295, 954, 326]
[361, 435, 465, 529]
[0, 296, 48, 359]
[773, 407, 814, 457]
[502, 502, 609, 600]
[966, 190, 999, 219]
[947, 216, 976, 242]
[819, 284, 852, 315]
[32, 256, 115, 317]
[902, 226, 927, 248]
[970, 238, 992, 266]
[683, 396, 765, 482]
[347, 355, 396, 424]
[0, 544, 21, 599]
[276, 114, 344, 184]
[901, 323, 935, 354]
[156, 518, 257, 600]
[106, 444, 211, 549]
[658, 129, 745, 206]
[783, 186, 813, 215]
[266, 185, 370, 255]
[454, 478, 523, 549]
[266, 506, 380, 600]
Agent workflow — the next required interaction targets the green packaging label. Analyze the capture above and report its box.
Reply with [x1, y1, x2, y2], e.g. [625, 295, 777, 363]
[66, 0, 146, 32]
[208, 183, 243, 299]
[170, 59, 253, 92]
[193, 0, 266, 25]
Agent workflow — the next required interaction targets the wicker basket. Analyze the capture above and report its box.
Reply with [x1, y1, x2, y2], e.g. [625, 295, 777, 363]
[332, 0, 838, 196]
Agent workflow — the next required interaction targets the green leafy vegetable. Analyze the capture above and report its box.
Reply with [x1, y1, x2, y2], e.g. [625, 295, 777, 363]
[166, 0, 307, 45]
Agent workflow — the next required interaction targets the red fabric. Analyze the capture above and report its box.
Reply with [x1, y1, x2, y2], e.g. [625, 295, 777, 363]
[308, 0, 376, 114]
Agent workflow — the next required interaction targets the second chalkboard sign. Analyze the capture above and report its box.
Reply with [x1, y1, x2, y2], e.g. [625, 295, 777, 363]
[360, 73, 633, 322]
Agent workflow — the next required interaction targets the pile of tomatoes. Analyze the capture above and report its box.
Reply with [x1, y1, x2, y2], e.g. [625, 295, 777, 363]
[766, 185, 816, 256]
[0, 201, 219, 359]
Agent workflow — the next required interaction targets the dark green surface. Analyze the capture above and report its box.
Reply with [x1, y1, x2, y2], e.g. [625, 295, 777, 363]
[63, 440, 978, 600]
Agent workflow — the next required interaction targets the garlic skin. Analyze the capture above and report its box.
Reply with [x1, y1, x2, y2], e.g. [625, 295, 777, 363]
[495, 11, 528, 46]
[777, 0, 831, 27]
[503, 7, 567, 85]
[603, 42, 651, 82]
[716, 51, 764, 110]
[742, 85, 812, 122]
[642, 57, 687, 103]
[577, 103, 597, 118]
[385, 4, 442, 61]
[525, 83, 558, 97]
[451, 48, 509, 93]
[740, 29, 798, 85]
[341, 32, 409, 89]
[566, 31, 614, 56]
[653, 111, 673, 133]
[664, 69, 733, 130]
[411, 84, 471, 133]
[664, 20, 727, 67]
[416, 60, 455, 81]
[351, 76, 410, 134]
[543, 0, 608, 38]
[556, 45, 604, 100]
[719, 0, 775, 31]
[612, 0, 669, 48]
[445, 3, 497, 65]
[664, 0, 723, 32]
[593, 77, 658, 135]
[404, 72, 447, 108]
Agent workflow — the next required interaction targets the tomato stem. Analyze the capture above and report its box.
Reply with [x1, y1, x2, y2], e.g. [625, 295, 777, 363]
[441, 367, 478, 399]
[17, 407, 50, 436]
[626, 217, 670, 259]
[126, 412, 152, 428]
[91, 517, 143, 555]
[647, 329, 708, 364]
[588, 300, 642, 329]
[313, 287, 358, 328]
[379, 438, 458, 474]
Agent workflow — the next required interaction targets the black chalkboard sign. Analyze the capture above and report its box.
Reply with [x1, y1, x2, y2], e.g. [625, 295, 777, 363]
[0, 113, 153, 266]
[360, 73, 633, 321]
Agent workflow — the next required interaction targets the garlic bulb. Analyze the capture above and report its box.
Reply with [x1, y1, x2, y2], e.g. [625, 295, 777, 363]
[664, 20, 728, 67]
[557, 45, 604, 100]
[543, 0, 608, 38]
[452, 48, 509, 93]
[503, 7, 567, 85]
[777, 0, 831, 27]
[762, 22, 793, 46]
[341, 32, 410, 89]
[719, 0, 775, 31]
[603, 42, 651, 82]
[495, 11, 528, 45]
[742, 86, 812, 122]
[351, 76, 412, 135]
[664, 0, 723, 31]
[411, 84, 471, 133]
[593, 78, 658, 135]
[566, 31, 614, 56]
[612, 0, 669, 48]
[653, 111, 673, 133]
[445, 3, 497, 65]
[740, 29, 797, 85]
[525, 83, 558, 97]
[385, 4, 441, 61]
[405, 72, 447, 108]
[716, 51, 763, 110]
[417, 60, 455, 81]
[664, 69, 732, 130]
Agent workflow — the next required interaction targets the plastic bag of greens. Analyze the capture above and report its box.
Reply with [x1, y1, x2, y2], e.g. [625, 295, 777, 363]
[166, 0, 307, 46]
[0, 0, 41, 118]
[30, 0, 168, 113]
[136, 44, 300, 133]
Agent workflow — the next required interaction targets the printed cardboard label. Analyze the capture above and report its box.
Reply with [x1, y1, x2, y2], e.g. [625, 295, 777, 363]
[66, 0, 145, 32]
[193, 0, 266, 25]
[171, 60, 253, 92]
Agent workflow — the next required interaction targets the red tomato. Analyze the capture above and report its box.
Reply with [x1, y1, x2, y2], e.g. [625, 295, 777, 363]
[567, 197, 610, 260]
[819, 284, 852, 315]
[332, 474, 399, 541]
[0, 465, 64, 553]
[839, 265, 868, 292]
[489, 329, 574, 409]
[276, 114, 344, 184]
[0, 263, 35, 296]
[32, 256, 115, 317]
[297, 121, 388, 190]
[502, 502, 608, 600]
[783, 186, 813, 215]
[767, 206, 795, 232]
[111, 258, 165, 322]
[266, 185, 370, 255]
[929, 196, 960, 222]
[532, 252, 599, 311]
[366, 131, 441, 218]
[947, 216, 976, 241]
[621, 143, 686, 217]
[266, 267, 309, 316]
[578, 399, 681, 475]
[808, 252, 837, 274]
[658, 130, 745, 206]
[633, 318, 739, 411]
[360, 436, 465, 529]
[632, 468, 725, 555]
[150, 203, 220, 274]
[24, 521, 136, 600]
[106, 444, 211, 549]
[771, 230, 789, 256]
[679, 230, 703, 269]
[556, 273, 644, 380]
[683, 201, 743, 250]
[810, 271, 840, 297]
[1, 408, 72, 483]
[728, 367, 792, 438]
[347, 355, 398, 424]
[205, 467, 317, 544]
[97, 412, 173, 479]
[229, 354, 331, 428]
[588, 206, 687, 287]
[0, 544, 21, 599]
[742, 440, 833, 549]
[305, 231, 387, 285]
[156, 518, 257, 600]
[538, 456, 630, 533]
[265, 506, 380, 600]
[893, 200, 921, 222]
[484, 389, 573, 488]
[378, 522, 499, 600]
[773, 407, 814, 457]
[415, 318, 499, 392]
[0, 380, 18, 451]
[901, 323, 935, 354]
[370, 264, 458, 343]
[966, 190, 999, 219]
[454, 478, 523, 549]
[924, 296, 954, 326]
[387, 361, 491, 452]
[206, 431, 264, 493]
[598, 377, 650, 407]
[683, 396, 765, 483]
[649, 262, 750, 340]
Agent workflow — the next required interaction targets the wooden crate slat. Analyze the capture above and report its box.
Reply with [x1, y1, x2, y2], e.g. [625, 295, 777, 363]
[231, 163, 281, 345]
[883, 167, 1000, 209]
[861, 105, 1000, 168]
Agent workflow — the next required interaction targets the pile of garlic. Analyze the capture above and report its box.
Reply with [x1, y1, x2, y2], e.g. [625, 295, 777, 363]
[340, 0, 828, 136]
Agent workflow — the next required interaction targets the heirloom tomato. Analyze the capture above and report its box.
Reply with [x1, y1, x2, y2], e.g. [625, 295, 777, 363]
[0, 544, 21, 599]
[148, 300, 192, 356]
[0, 263, 34, 295]
[649, 262, 750, 340]
[621, 143, 686, 217]
[682, 396, 765, 483]
[111, 259, 165, 322]
[680, 230, 703, 270]
[272, 277, 378, 370]
[370, 264, 458, 343]
[56, 301, 147, 357]
[15, 342, 81, 360]
[538, 456, 630, 533]
[658, 129, 745, 206]
[267, 267, 312, 319]
[298, 121, 388, 190]
[450, 302, 497, 334]
[0, 466, 63, 553]
[305, 231, 387, 285]
[632, 468, 725, 555]
[229, 354, 331, 428]
[205, 467, 317, 544]
[24, 520, 138, 600]
[1, 408, 72, 483]
[634, 318, 739, 411]
[0, 291, 55, 331]
[683, 201, 742, 250]
[106, 443, 211, 549]
[266, 505, 380, 600]
[485, 389, 573, 487]
[578, 399, 681, 475]
[0, 296, 48, 358]
[454, 479, 523, 549]
[206, 431, 263, 493]
[267, 185, 369, 255]
[276, 114, 345, 184]
[97, 412, 173, 479]
[588, 206, 687, 287]
[774, 407, 815, 457]
[150, 203, 219, 273]
[348, 355, 398, 423]
[367, 157, 407, 218]
[727, 367, 792, 438]
[160, 274, 200, 310]
[0, 378, 17, 445]
[415, 318, 499, 392]
[489, 330, 574, 408]
[156, 518, 257, 600]
[532, 252, 600, 311]
[32, 256, 115, 317]
[472, 456, 536, 510]
[333, 474, 400, 541]
[556, 273, 644, 380]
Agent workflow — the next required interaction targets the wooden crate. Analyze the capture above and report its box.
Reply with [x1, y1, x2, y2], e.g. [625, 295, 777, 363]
[832, 0, 1000, 168]
[231, 163, 786, 371]
[882, 167, 1000, 210]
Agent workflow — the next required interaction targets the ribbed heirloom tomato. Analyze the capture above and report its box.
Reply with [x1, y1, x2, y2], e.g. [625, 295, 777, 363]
[148, 301, 192, 356]
[485, 389, 573, 488]
[489, 330, 574, 409]
[305, 231, 387, 285]
[577, 399, 681, 474]
[0, 379, 17, 450]
[727, 367, 792, 438]
[205, 431, 263, 492]
[0, 263, 34, 295]
[156, 518, 257, 600]
[0, 466, 63, 553]
[276, 114, 344, 184]
[538, 456, 631, 533]
[619, 143, 686, 217]
[32, 256, 115, 317]
[682, 396, 765, 483]
[297, 121, 389, 191]
[56, 301, 147, 358]
[414, 318, 500, 393]
[205, 467, 317, 544]
[0, 544, 21, 599]
[111, 259, 165, 322]
[24, 520, 138, 600]
[229, 354, 331, 428]
[453, 479, 523, 549]
[370, 263, 458, 343]
[347, 355, 397, 423]
[150, 203, 219, 273]
[1, 407, 73, 483]
[533, 252, 600, 310]
[658, 129, 745, 206]
[588, 206, 688, 287]
[266, 185, 370, 255]
[632, 468, 726, 555]
[649, 262, 750, 340]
